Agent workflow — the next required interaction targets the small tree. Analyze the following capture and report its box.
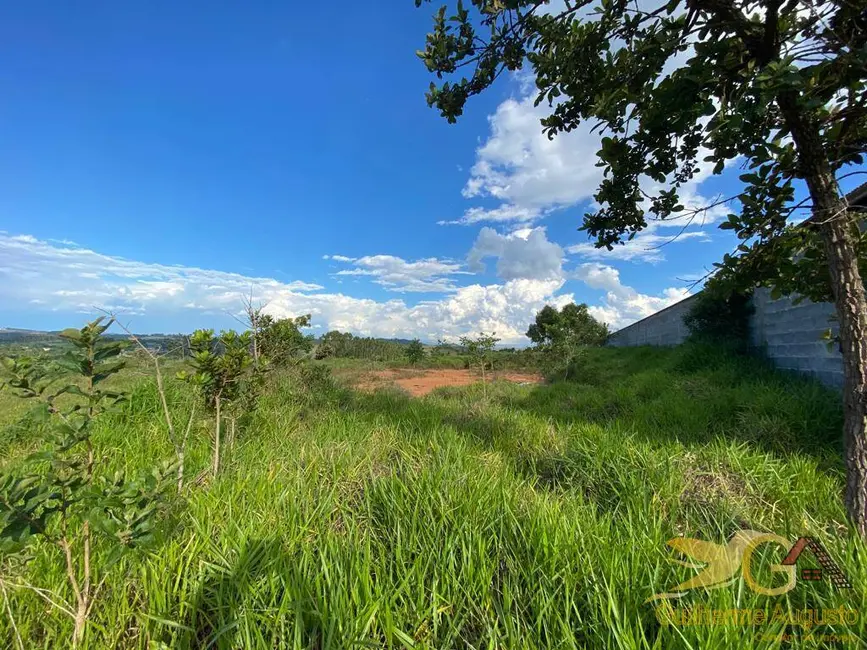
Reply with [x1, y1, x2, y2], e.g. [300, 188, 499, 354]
[429, 338, 447, 359]
[0, 318, 172, 646]
[527, 303, 609, 379]
[256, 314, 313, 367]
[459, 332, 500, 399]
[179, 329, 254, 476]
[683, 286, 755, 350]
[527, 303, 609, 348]
[405, 339, 426, 366]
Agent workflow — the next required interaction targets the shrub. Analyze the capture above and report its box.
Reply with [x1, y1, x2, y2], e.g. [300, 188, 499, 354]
[526, 303, 609, 348]
[404, 339, 425, 366]
[683, 288, 754, 350]
[0, 318, 173, 646]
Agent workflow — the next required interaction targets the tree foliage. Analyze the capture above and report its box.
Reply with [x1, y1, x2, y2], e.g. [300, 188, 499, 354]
[315, 331, 407, 362]
[526, 303, 609, 348]
[684, 287, 755, 349]
[417, 0, 866, 295]
[0, 318, 173, 645]
[255, 313, 313, 367]
[527, 303, 608, 380]
[405, 338, 426, 365]
[182, 330, 253, 408]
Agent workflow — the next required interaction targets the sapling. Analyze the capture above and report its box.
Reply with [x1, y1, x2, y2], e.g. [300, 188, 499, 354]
[459, 332, 500, 400]
[0, 317, 172, 646]
[404, 339, 425, 366]
[179, 329, 254, 476]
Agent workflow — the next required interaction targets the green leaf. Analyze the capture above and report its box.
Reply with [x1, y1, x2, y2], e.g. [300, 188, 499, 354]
[58, 328, 83, 342]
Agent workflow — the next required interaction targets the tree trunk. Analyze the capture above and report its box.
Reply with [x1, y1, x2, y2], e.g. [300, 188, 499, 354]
[177, 448, 185, 494]
[73, 600, 87, 647]
[815, 198, 867, 539]
[213, 395, 221, 476]
[780, 96, 867, 537]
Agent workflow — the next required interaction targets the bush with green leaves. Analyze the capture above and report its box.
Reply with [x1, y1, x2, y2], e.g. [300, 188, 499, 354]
[527, 303, 609, 379]
[404, 339, 425, 366]
[459, 332, 500, 399]
[253, 313, 313, 367]
[684, 287, 755, 351]
[178, 329, 255, 476]
[0, 317, 172, 646]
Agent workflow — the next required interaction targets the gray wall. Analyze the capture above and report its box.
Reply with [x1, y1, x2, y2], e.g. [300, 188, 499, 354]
[606, 294, 699, 347]
[749, 288, 842, 388]
[606, 290, 843, 388]
[605, 185, 866, 388]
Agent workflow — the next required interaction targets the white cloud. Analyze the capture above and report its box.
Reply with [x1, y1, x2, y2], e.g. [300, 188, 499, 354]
[567, 231, 709, 263]
[457, 94, 603, 225]
[452, 77, 732, 267]
[330, 254, 470, 293]
[262, 277, 573, 345]
[468, 226, 564, 281]
[0, 234, 571, 345]
[0, 234, 322, 317]
[439, 203, 542, 226]
[574, 263, 691, 330]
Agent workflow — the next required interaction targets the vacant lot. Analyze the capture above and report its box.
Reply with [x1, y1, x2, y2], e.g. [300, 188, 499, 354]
[352, 368, 544, 396]
[1, 344, 864, 649]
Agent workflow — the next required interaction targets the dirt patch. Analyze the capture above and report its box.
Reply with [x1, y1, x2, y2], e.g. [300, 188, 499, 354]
[353, 368, 544, 397]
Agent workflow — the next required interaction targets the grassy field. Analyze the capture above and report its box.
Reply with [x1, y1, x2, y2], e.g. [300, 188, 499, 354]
[1, 343, 864, 648]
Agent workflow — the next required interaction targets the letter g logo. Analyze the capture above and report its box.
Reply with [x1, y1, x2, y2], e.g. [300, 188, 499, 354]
[742, 533, 797, 596]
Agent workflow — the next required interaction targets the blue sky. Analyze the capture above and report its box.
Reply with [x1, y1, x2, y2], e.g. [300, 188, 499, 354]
[1, 3, 862, 344]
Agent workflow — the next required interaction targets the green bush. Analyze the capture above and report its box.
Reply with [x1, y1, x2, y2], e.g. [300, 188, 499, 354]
[683, 288, 754, 350]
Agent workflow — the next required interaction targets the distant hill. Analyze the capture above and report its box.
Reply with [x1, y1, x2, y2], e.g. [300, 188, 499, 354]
[1, 328, 420, 352]
[0, 328, 62, 344]
[0, 328, 185, 354]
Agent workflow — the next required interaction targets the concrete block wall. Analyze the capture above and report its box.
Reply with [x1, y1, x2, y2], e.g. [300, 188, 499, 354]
[750, 287, 842, 388]
[606, 294, 699, 347]
[605, 184, 864, 388]
[606, 289, 843, 389]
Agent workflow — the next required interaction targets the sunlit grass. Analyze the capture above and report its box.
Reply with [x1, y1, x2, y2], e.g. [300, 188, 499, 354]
[1, 344, 864, 648]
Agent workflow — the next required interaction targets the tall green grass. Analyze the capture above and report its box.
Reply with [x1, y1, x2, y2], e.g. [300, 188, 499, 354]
[1, 343, 863, 648]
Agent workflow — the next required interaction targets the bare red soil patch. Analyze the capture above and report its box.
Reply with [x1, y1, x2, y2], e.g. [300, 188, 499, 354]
[353, 368, 544, 397]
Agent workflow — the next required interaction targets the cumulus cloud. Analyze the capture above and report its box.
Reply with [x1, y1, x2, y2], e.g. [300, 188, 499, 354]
[262, 277, 573, 345]
[329, 254, 471, 293]
[467, 227, 564, 281]
[457, 94, 604, 225]
[573, 263, 691, 330]
[0, 234, 323, 316]
[0, 234, 571, 345]
[451, 79, 732, 265]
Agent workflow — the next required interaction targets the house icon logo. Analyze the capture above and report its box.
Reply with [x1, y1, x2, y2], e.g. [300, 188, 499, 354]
[647, 530, 852, 602]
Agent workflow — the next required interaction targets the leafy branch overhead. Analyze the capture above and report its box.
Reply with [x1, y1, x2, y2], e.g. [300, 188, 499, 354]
[418, 0, 866, 298]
